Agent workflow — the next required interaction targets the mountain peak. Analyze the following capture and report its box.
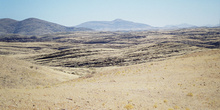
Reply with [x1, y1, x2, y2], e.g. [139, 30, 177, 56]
[113, 19, 124, 22]
[25, 18, 41, 20]
[22, 18, 45, 22]
[0, 18, 17, 22]
[0, 18, 18, 24]
[76, 19, 153, 31]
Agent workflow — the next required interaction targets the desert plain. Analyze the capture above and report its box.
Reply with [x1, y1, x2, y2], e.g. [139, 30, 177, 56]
[0, 28, 220, 110]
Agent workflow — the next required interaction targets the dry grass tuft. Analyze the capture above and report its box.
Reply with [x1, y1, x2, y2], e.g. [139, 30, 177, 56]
[153, 104, 157, 108]
[164, 100, 167, 103]
[185, 108, 190, 110]
[124, 104, 134, 110]
[186, 93, 193, 97]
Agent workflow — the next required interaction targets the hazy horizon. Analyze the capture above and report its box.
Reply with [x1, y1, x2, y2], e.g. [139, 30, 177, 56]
[0, 0, 220, 27]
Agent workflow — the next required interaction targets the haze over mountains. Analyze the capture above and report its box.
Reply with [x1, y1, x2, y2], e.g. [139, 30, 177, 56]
[0, 18, 216, 35]
[163, 23, 198, 29]
[76, 19, 155, 31]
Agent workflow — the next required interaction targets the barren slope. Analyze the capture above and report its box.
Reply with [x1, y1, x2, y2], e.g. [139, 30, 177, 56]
[0, 55, 78, 89]
[0, 28, 219, 109]
[0, 49, 219, 109]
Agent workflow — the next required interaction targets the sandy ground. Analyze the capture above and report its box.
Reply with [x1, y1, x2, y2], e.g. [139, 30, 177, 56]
[0, 55, 78, 89]
[0, 49, 220, 110]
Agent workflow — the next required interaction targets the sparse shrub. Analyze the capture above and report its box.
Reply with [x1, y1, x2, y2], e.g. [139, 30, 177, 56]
[89, 67, 96, 74]
[178, 83, 182, 87]
[102, 103, 105, 106]
[87, 79, 96, 82]
[185, 108, 190, 110]
[36, 86, 41, 89]
[116, 71, 121, 75]
[187, 93, 193, 97]
[164, 100, 167, 103]
[128, 100, 132, 103]
[110, 79, 116, 82]
[83, 74, 93, 78]
[173, 105, 179, 109]
[153, 104, 157, 108]
[124, 104, 134, 110]
[44, 85, 51, 88]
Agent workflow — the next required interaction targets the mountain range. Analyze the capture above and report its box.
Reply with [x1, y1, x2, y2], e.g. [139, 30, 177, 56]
[0, 18, 209, 35]
[76, 19, 155, 31]
[163, 23, 198, 29]
[0, 18, 92, 35]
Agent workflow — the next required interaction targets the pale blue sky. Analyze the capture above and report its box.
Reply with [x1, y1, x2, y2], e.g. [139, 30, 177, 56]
[0, 0, 220, 27]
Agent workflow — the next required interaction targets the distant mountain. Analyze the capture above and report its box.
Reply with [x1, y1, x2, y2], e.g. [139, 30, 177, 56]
[163, 23, 197, 29]
[202, 24, 220, 28]
[0, 18, 92, 35]
[0, 18, 17, 34]
[76, 19, 155, 31]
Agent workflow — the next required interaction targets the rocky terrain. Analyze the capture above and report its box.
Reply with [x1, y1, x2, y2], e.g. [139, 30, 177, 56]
[0, 27, 219, 109]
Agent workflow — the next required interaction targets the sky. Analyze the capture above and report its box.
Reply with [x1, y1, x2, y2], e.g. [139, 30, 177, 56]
[0, 0, 220, 27]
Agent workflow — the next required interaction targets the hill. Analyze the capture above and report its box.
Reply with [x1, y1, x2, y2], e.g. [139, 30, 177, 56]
[0, 18, 17, 34]
[0, 55, 78, 89]
[76, 19, 156, 31]
[0, 18, 92, 35]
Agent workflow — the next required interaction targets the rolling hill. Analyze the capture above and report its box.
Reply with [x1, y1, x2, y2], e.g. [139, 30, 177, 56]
[76, 19, 156, 31]
[0, 27, 219, 109]
[0, 18, 92, 35]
